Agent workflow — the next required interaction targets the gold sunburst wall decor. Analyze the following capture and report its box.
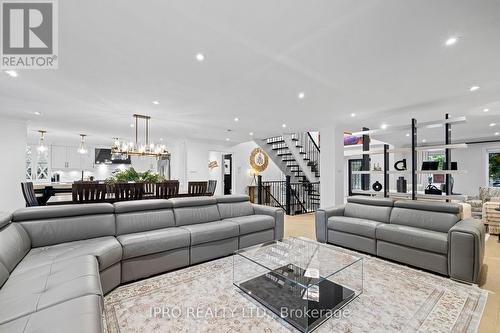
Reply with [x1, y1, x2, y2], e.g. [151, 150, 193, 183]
[249, 147, 269, 173]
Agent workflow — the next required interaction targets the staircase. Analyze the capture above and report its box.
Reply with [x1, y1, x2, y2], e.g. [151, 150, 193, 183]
[257, 132, 320, 214]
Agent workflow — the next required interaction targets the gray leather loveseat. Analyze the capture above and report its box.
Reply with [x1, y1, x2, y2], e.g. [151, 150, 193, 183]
[0, 195, 283, 333]
[316, 196, 485, 284]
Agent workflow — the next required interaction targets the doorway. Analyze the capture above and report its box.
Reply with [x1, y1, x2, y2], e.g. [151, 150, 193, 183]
[223, 154, 232, 195]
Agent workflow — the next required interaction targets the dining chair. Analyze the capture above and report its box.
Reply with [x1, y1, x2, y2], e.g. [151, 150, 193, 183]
[114, 182, 144, 201]
[188, 181, 208, 196]
[143, 182, 156, 197]
[72, 183, 107, 204]
[156, 180, 180, 199]
[21, 182, 39, 207]
[207, 180, 217, 196]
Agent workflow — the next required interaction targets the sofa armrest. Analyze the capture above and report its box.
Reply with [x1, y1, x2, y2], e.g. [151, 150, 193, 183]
[252, 204, 285, 240]
[448, 218, 485, 284]
[314, 205, 345, 243]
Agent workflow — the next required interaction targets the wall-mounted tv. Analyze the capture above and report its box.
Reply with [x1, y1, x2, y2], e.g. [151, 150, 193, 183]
[95, 148, 131, 164]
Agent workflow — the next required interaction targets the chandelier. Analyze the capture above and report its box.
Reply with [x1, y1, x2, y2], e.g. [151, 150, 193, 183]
[77, 134, 88, 154]
[112, 114, 169, 157]
[37, 130, 48, 153]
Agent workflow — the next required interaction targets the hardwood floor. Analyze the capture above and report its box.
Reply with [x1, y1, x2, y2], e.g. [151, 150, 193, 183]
[283, 213, 500, 333]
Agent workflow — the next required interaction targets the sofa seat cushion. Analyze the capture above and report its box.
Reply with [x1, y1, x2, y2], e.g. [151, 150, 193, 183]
[0, 255, 101, 325]
[13, 237, 122, 274]
[328, 216, 382, 238]
[117, 228, 190, 260]
[224, 215, 275, 235]
[376, 224, 448, 254]
[0, 294, 103, 333]
[180, 221, 238, 245]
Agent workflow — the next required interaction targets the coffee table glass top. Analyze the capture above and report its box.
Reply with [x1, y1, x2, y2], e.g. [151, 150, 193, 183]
[235, 237, 362, 288]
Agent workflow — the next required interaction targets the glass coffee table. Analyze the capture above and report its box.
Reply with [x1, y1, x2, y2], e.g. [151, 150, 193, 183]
[233, 237, 363, 332]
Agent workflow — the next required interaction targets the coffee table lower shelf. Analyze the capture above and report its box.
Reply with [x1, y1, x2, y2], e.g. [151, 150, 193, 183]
[234, 264, 356, 333]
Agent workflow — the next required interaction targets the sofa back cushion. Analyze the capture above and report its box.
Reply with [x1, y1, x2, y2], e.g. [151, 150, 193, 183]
[344, 196, 394, 223]
[12, 203, 115, 247]
[114, 200, 175, 235]
[170, 197, 221, 226]
[216, 195, 254, 219]
[0, 221, 31, 273]
[390, 201, 460, 233]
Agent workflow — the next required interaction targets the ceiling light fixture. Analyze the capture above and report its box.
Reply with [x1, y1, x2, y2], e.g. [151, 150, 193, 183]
[350, 113, 356, 117]
[152, 101, 160, 105]
[234, 117, 239, 122]
[406, 133, 410, 137]
[195, 53, 205, 62]
[225, 138, 230, 141]
[380, 124, 388, 130]
[112, 114, 169, 157]
[249, 132, 254, 136]
[37, 130, 48, 153]
[77, 134, 88, 154]
[469, 86, 480, 92]
[489, 123, 496, 127]
[298, 92, 305, 99]
[483, 108, 490, 113]
[4, 70, 18, 77]
[422, 139, 427, 143]
[445, 37, 458, 46]
[282, 124, 287, 128]
[33, 111, 41, 116]
[495, 132, 499, 136]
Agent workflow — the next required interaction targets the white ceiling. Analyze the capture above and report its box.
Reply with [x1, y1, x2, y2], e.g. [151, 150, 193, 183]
[1, 0, 500, 147]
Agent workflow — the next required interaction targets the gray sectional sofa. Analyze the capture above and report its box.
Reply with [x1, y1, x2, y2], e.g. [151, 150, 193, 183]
[316, 196, 485, 284]
[0, 195, 283, 333]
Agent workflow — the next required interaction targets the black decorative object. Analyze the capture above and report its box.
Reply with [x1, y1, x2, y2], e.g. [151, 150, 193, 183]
[394, 159, 407, 171]
[396, 177, 407, 193]
[372, 181, 383, 192]
[425, 184, 442, 195]
[421, 161, 439, 170]
[451, 162, 458, 170]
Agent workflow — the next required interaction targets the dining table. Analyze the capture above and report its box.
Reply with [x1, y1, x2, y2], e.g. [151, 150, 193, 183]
[46, 193, 208, 205]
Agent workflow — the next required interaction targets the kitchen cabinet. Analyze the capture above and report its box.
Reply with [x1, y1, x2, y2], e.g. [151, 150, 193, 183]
[51, 145, 94, 170]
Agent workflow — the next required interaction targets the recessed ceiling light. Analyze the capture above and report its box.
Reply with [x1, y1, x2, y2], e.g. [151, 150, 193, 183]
[422, 139, 427, 143]
[495, 132, 499, 136]
[469, 86, 480, 92]
[33, 111, 41, 116]
[130, 124, 135, 128]
[298, 92, 305, 99]
[152, 101, 160, 105]
[234, 117, 239, 122]
[405, 133, 410, 137]
[483, 108, 490, 113]
[159, 138, 163, 141]
[380, 124, 388, 130]
[282, 124, 287, 128]
[445, 37, 458, 46]
[249, 132, 254, 136]
[225, 138, 230, 141]
[489, 123, 496, 127]
[350, 113, 356, 117]
[4, 70, 18, 77]
[195, 53, 205, 62]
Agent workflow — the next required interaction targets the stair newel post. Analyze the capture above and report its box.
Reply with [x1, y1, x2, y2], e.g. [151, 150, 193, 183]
[285, 175, 291, 215]
[411, 119, 417, 200]
[383, 144, 389, 198]
[257, 175, 263, 205]
[445, 113, 451, 202]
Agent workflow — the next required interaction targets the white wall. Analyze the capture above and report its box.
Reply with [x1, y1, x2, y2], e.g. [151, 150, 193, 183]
[231, 141, 284, 195]
[0, 119, 27, 211]
[453, 142, 500, 195]
[320, 126, 344, 207]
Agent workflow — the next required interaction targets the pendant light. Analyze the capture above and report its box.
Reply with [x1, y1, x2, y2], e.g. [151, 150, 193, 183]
[77, 134, 88, 154]
[37, 130, 48, 153]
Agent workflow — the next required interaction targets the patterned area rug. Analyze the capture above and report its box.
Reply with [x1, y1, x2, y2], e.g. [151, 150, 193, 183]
[104, 244, 487, 333]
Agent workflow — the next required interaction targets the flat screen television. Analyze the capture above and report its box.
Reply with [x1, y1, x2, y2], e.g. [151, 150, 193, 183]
[95, 148, 131, 164]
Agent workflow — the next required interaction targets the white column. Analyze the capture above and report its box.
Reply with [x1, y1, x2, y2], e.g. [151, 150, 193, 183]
[320, 126, 344, 207]
[0, 118, 27, 212]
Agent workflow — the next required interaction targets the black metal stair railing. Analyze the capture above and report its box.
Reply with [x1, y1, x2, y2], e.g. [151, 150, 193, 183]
[257, 175, 320, 215]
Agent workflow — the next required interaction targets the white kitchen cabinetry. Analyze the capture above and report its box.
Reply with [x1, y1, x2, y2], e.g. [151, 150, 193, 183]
[50, 145, 94, 170]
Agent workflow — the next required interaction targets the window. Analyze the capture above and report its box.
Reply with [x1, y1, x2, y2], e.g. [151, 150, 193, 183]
[489, 151, 500, 187]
